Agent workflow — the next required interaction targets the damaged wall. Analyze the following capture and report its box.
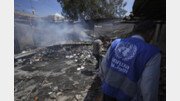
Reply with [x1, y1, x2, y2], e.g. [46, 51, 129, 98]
[94, 19, 135, 39]
[14, 23, 35, 52]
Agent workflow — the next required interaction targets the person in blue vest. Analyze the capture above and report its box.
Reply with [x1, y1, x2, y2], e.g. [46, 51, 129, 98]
[99, 20, 161, 101]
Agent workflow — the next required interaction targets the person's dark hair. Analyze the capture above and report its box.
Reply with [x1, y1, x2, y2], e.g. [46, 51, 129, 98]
[133, 20, 156, 35]
[98, 36, 104, 41]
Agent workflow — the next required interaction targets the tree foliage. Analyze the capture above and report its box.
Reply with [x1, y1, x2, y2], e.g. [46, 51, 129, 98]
[57, 0, 127, 20]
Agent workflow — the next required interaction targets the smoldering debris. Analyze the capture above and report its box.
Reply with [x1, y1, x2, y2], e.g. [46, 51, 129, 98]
[14, 43, 102, 101]
[14, 39, 166, 101]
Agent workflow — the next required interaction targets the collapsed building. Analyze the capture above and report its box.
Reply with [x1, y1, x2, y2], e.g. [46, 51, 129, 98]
[14, 0, 166, 101]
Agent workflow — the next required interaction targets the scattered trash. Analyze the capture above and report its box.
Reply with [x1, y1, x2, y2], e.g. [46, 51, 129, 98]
[75, 94, 82, 100]
[77, 68, 81, 71]
[42, 82, 53, 87]
[14, 45, 102, 100]
[30, 61, 33, 64]
[17, 59, 24, 64]
[81, 66, 85, 69]
[77, 66, 85, 71]
[73, 81, 79, 86]
[56, 92, 62, 96]
[69, 55, 73, 58]
[74, 59, 78, 62]
[22, 51, 27, 54]
[86, 85, 91, 89]
[65, 56, 69, 58]
[53, 86, 58, 92]
[48, 92, 53, 95]
[35, 58, 39, 62]
[50, 93, 57, 99]
[80, 54, 84, 58]
[87, 54, 91, 58]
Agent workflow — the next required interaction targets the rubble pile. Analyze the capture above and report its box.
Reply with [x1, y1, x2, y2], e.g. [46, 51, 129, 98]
[14, 44, 101, 101]
[14, 41, 166, 101]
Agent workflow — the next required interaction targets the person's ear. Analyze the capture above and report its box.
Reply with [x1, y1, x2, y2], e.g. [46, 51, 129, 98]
[147, 30, 155, 42]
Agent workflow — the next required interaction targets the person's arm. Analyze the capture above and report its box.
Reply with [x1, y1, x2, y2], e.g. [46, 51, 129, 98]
[99, 45, 102, 55]
[99, 40, 103, 56]
[99, 46, 111, 79]
[140, 53, 161, 101]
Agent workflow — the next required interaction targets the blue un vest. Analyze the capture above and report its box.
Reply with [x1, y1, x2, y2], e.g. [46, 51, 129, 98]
[102, 37, 161, 101]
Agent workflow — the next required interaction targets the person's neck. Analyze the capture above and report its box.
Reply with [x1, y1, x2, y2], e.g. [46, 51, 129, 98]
[131, 34, 145, 41]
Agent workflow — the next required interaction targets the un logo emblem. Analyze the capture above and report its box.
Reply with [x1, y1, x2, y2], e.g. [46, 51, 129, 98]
[115, 42, 137, 61]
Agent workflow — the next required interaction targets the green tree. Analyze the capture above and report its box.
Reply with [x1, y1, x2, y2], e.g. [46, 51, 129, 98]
[57, 0, 127, 20]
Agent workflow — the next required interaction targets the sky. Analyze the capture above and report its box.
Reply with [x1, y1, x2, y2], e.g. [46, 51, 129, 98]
[14, 0, 135, 17]
[124, 0, 135, 15]
[14, 0, 62, 17]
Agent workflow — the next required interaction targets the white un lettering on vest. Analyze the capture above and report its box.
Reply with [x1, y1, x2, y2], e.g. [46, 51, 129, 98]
[111, 42, 137, 74]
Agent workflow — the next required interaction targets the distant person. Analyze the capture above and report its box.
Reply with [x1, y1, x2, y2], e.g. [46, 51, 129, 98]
[93, 36, 103, 69]
[99, 20, 161, 101]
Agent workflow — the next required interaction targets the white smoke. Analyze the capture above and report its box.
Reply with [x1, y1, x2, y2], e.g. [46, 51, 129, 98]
[54, 13, 64, 19]
[32, 18, 91, 47]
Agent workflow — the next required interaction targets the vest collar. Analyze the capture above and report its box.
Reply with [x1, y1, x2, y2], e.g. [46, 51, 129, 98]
[131, 35, 145, 41]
